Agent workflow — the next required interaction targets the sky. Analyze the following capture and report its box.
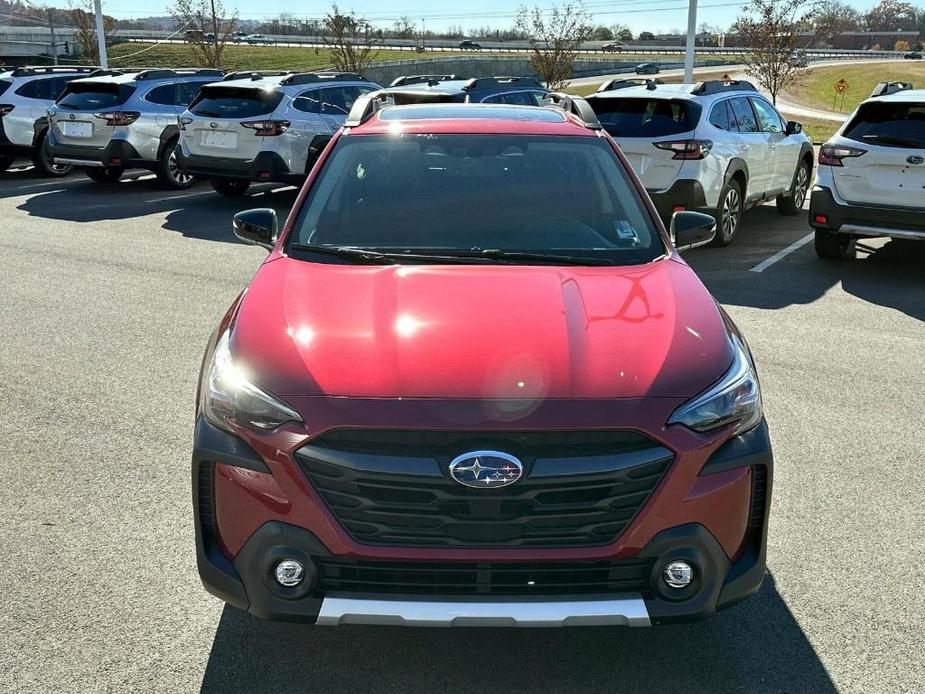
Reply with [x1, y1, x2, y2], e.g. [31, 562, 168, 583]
[98, 0, 885, 35]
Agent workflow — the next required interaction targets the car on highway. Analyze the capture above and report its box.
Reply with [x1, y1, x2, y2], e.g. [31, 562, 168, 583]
[47, 68, 222, 188]
[192, 96, 773, 627]
[586, 79, 813, 244]
[230, 31, 248, 43]
[601, 42, 626, 52]
[458, 40, 482, 50]
[177, 71, 380, 195]
[0, 65, 99, 177]
[375, 75, 548, 105]
[810, 81, 925, 258]
[246, 34, 275, 45]
[635, 63, 661, 75]
[903, 51, 922, 59]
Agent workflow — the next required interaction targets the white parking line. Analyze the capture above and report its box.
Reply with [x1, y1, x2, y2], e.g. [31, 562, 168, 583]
[750, 232, 814, 272]
[147, 190, 216, 203]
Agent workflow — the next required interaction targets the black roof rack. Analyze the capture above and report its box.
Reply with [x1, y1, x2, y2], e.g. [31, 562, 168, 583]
[390, 74, 462, 87]
[345, 91, 386, 126]
[280, 72, 367, 86]
[462, 76, 543, 91]
[870, 81, 913, 97]
[134, 68, 223, 81]
[596, 77, 664, 92]
[222, 70, 293, 81]
[540, 92, 601, 129]
[690, 79, 757, 95]
[11, 65, 98, 77]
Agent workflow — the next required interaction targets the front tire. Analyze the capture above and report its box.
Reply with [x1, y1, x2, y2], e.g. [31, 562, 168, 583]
[210, 179, 250, 197]
[32, 131, 72, 177]
[777, 161, 810, 215]
[84, 166, 124, 183]
[814, 228, 855, 260]
[156, 140, 194, 189]
[710, 178, 743, 246]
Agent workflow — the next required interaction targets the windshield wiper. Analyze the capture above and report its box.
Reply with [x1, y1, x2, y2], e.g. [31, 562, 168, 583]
[289, 244, 399, 264]
[289, 245, 618, 266]
[433, 248, 618, 266]
[861, 134, 925, 148]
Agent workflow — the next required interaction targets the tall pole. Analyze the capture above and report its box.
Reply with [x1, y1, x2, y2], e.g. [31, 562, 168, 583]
[683, 0, 698, 83]
[210, 0, 219, 41]
[47, 11, 58, 65]
[93, 0, 108, 68]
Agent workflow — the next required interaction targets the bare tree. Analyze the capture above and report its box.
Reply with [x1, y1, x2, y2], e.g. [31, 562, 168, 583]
[736, 0, 812, 104]
[170, 0, 238, 69]
[70, 1, 116, 64]
[866, 0, 918, 31]
[809, 0, 862, 46]
[323, 4, 380, 73]
[392, 15, 416, 40]
[515, 1, 593, 90]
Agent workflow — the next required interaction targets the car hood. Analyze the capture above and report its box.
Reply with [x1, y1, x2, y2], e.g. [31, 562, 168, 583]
[230, 257, 733, 400]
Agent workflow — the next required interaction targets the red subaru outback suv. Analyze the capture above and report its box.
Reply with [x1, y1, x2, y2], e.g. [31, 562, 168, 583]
[192, 96, 772, 627]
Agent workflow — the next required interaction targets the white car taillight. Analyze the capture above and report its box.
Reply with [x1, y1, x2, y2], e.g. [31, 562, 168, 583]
[818, 144, 866, 166]
[240, 119, 290, 136]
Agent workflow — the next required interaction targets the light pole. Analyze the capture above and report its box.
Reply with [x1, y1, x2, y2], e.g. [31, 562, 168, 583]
[93, 0, 108, 68]
[683, 0, 698, 83]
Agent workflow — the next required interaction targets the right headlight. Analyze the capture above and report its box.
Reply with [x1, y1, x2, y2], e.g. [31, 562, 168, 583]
[667, 333, 762, 435]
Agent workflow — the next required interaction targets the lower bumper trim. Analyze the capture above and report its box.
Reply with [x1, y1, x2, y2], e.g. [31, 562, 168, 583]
[837, 224, 925, 241]
[316, 595, 651, 627]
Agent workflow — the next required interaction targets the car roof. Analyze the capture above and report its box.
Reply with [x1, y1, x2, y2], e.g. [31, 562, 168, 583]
[589, 81, 761, 102]
[864, 88, 925, 103]
[346, 103, 596, 137]
[69, 69, 222, 86]
[218, 74, 371, 90]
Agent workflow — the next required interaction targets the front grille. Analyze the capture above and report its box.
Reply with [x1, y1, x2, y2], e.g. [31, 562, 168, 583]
[296, 429, 672, 548]
[316, 557, 654, 596]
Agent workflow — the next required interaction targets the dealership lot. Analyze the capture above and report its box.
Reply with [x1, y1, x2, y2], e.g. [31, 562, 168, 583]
[0, 168, 922, 693]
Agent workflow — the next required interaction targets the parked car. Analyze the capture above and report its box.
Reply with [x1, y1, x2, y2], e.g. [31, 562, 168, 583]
[47, 68, 223, 188]
[810, 81, 925, 258]
[601, 42, 626, 52]
[0, 65, 98, 176]
[635, 63, 661, 75]
[193, 95, 772, 626]
[376, 76, 548, 106]
[458, 40, 481, 50]
[596, 77, 663, 92]
[586, 80, 813, 244]
[903, 51, 922, 59]
[177, 71, 380, 195]
[246, 34, 275, 45]
[789, 51, 808, 67]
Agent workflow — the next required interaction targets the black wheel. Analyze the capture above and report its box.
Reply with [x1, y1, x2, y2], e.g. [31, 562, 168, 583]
[84, 166, 124, 183]
[814, 228, 855, 260]
[0, 155, 14, 172]
[211, 179, 250, 197]
[777, 160, 810, 215]
[32, 131, 72, 177]
[156, 140, 194, 189]
[710, 178, 743, 246]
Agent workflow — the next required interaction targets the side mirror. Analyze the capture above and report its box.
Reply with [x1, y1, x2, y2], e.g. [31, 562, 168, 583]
[670, 211, 716, 252]
[785, 120, 803, 135]
[233, 208, 278, 250]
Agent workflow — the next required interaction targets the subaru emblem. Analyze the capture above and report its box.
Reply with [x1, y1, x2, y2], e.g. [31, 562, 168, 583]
[210, 122, 218, 129]
[448, 451, 523, 489]
[907, 155, 924, 165]
[68, 114, 75, 120]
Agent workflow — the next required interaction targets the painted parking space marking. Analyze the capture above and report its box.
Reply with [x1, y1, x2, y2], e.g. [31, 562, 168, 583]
[750, 232, 814, 272]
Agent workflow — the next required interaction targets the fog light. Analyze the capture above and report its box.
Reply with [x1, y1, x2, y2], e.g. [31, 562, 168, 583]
[663, 560, 694, 589]
[274, 559, 304, 587]
[814, 214, 828, 224]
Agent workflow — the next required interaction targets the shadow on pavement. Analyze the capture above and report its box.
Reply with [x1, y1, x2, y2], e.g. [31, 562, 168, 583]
[199, 573, 836, 694]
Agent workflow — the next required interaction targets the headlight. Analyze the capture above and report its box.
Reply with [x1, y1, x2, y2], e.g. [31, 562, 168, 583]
[202, 330, 302, 432]
[668, 333, 762, 434]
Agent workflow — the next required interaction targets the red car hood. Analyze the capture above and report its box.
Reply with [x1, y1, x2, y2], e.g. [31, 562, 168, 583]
[231, 257, 732, 400]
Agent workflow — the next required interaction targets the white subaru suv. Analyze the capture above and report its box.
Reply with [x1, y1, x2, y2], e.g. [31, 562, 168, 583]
[177, 71, 380, 196]
[586, 80, 814, 245]
[0, 65, 98, 176]
[810, 82, 925, 259]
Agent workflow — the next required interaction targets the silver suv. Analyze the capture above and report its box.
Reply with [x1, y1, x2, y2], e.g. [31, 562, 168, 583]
[0, 65, 98, 177]
[176, 71, 380, 196]
[47, 68, 222, 188]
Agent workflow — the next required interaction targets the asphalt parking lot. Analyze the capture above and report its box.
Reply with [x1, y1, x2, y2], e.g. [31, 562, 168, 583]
[1, 165, 922, 694]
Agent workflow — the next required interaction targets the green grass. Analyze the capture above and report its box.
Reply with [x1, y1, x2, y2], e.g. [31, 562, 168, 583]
[786, 61, 925, 114]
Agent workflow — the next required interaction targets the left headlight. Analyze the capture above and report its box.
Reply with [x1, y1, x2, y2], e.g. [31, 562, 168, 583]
[667, 333, 762, 435]
[201, 330, 303, 433]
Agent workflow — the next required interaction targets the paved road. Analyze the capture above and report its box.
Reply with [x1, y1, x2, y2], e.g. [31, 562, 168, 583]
[1, 166, 923, 693]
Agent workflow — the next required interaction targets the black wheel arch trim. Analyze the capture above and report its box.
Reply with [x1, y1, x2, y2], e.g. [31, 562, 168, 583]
[31, 117, 48, 147]
[723, 158, 748, 195]
[157, 125, 180, 160]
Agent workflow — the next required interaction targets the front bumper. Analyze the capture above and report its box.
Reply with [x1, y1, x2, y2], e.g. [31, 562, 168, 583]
[809, 185, 925, 240]
[47, 136, 147, 170]
[193, 414, 773, 626]
[647, 179, 711, 220]
[176, 148, 303, 185]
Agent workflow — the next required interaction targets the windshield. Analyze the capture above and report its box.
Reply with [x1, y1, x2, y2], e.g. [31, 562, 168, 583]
[289, 133, 663, 265]
[589, 97, 698, 138]
[842, 101, 925, 148]
[56, 82, 136, 110]
[188, 85, 283, 118]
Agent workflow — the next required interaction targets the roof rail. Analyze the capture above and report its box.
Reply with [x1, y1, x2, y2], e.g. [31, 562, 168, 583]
[541, 92, 601, 130]
[11, 65, 98, 77]
[134, 68, 223, 81]
[390, 74, 461, 87]
[462, 76, 542, 91]
[222, 70, 293, 81]
[344, 90, 386, 127]
[280, 71, 367, 86]
[870, 81, 912, 97]
[596, 77, 663, 92]
[690, 79, 757, 95]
